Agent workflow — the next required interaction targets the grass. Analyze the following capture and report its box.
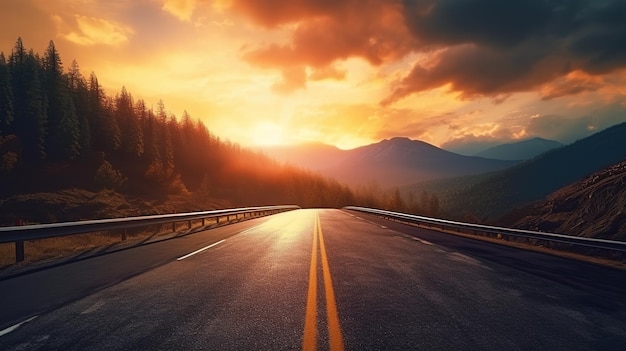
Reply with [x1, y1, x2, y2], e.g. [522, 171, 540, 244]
[0, 217, 223, 271]
[0, 188, 235, 271]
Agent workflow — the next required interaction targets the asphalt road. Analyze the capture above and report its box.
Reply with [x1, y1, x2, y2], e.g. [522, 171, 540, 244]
[1, 209, 626, 350]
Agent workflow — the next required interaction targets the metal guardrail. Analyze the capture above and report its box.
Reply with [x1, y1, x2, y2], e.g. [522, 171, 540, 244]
[344, 206, 626, 254]
[1, 205, 300, 263]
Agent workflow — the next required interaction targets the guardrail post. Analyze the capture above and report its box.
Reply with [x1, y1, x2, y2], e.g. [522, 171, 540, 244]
[172, 222, 176, 232]
[216, 216, 220, 224]
[202, 218, 205, 226]
[188, 220, 192, 229]
[15, 240, 25, 262]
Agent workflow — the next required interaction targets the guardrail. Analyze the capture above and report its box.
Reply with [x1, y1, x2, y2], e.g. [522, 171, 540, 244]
[1, 205, 300, 263]
[344, 206, 626, 256]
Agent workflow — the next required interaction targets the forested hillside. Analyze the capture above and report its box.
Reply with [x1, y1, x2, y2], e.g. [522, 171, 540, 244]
[410, 121, 626, 221]
[0, 38, 363, 224]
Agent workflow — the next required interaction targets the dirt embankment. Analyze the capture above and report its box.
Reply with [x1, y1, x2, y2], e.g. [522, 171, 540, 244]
[511, 160, 626, 241]
[0, 188, 229, 226]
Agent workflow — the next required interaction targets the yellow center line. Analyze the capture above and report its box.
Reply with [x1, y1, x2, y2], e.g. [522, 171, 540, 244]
[302, 212, 345, 351]
[318, 214, 345, 351]
[303, 215, 318, 351]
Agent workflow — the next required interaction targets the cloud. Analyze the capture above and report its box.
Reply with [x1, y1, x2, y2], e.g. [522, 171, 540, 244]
[440, 134, 505, 155]
[384, 0, 626, 104]
[539, 71, 604, 100]
[228, 0, 353, 28]
[374, 109, 453, 141]
[238, 0, 414, 91]
[162, 0, 197, 22]
[524, 105, 626, 143]
[61, 15, 133, 46]
[381, 42, 565, 105]
[229, 0, 626, 102]
[272, 66, 307, 94]
[309, 65, 346, 81]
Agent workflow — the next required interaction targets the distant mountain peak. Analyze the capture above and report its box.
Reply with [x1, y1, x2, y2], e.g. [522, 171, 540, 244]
[263, 135, 518, 187]
[475, 137, 563, 161]
[386, 136, 413, 142]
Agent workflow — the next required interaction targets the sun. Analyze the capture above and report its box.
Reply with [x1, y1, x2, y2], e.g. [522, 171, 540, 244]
[248, 122, 292, 147]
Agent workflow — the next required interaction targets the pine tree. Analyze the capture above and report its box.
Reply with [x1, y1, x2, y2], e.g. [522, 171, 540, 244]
[67, 60, 90, 158]
[88, 72, 120, 152]
[0, 52, 14, 135]
[9, 38, 47, 161]
[43, 41, 80, 160]
[137, 99, 160, 165]
[156, 100, 174, 170]
[115, 86, 143, 157]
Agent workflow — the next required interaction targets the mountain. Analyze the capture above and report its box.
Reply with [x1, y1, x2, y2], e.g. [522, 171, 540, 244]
[440, 122, 626, 219]
[505, 160, 626, 241]
[264, 138, 519, 187]
[475, 138, 564, 160]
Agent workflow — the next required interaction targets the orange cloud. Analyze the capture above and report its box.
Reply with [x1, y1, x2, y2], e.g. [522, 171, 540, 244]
[230, 0, 626, 105]
[309, 65, 346, 81]
[539, 71, 605, 100]
[162, 0, 197, 22]
[239, 0, 414, 91]
[60, 15, 133, 46]
[273, 66, 307, 94]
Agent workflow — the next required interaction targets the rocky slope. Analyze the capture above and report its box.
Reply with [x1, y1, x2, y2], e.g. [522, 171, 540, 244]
[510, 160, 626, 241]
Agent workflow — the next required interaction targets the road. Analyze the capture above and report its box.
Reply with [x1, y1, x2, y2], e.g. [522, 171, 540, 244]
[1, 209, 626, 350]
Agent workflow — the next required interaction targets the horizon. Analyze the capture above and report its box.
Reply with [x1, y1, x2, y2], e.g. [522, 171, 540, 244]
[255, 132, 576, 154]
[2, 1, 626, 153]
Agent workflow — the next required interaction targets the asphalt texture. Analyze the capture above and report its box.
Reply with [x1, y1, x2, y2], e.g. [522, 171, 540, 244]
[1, 209, 625, 350]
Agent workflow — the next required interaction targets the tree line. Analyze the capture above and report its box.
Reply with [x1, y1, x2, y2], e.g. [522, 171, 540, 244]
[0, 38, 368, 209]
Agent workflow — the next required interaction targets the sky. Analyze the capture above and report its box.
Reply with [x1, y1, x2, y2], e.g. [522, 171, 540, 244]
[1, 0, 626, 153]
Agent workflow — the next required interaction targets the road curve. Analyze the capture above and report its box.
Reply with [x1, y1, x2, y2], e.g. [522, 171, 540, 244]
[1, 209, 625, 350]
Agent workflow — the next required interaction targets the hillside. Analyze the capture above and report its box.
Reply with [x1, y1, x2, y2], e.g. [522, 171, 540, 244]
[0, 39, 369, 225]
[265, 137, 518, 187]
[506, 160, 626, 241]
[475, 138, 563, 160]
[440, 122, 626, 219]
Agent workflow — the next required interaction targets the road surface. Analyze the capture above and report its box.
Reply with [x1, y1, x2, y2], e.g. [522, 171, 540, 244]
[1, 209, 625, 350]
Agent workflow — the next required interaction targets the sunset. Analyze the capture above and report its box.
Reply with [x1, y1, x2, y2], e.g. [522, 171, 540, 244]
[2, 0, 625, 150]
[2, 1, 626, 350]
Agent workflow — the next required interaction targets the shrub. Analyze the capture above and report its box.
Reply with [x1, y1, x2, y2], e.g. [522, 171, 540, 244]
[94, 160, 126, 190]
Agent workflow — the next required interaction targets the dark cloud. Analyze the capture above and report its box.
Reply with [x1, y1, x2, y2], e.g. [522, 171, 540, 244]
[239, 0, 415, 92]
[381, 41, 566, 105]
[232, 0, 626, 100]
[539, 73, 602, 100]
[402, 0, 554, 48]
[387, 0, 626, 103]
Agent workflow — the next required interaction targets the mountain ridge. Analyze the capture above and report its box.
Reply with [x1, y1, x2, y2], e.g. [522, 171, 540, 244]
[439, 122, 626, 219]
[263, 137, 519, 187]
[475, 137, 564, 160]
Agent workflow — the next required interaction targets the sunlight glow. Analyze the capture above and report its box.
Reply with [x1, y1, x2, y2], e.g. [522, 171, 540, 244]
[3, 0, 622, 151]
[249, 122, 290, 146]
